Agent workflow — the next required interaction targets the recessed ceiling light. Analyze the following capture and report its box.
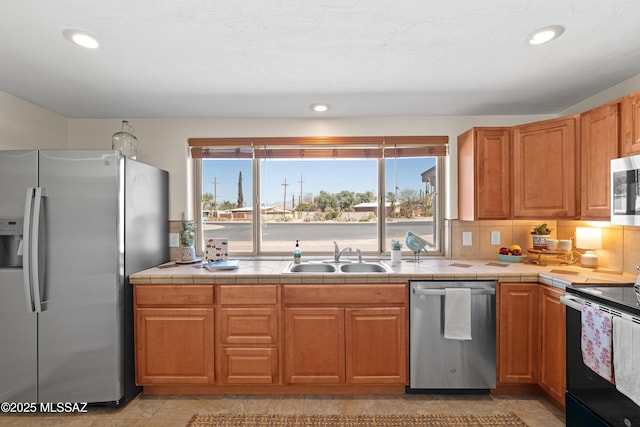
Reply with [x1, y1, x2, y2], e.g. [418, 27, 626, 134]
[527, 25, 565, 45]
[310, 103, 330, 112]
[62, 29, 100, 49]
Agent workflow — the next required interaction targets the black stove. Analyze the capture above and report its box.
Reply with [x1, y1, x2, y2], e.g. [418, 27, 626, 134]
[564, 283, 640, 426]
[565, 284, 640, 316]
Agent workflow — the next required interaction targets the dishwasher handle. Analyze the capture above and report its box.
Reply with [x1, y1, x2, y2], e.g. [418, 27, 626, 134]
[413, 287, 495, 296]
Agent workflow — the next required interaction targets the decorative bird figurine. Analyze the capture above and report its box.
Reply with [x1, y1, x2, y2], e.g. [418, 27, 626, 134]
[405, 231, 429, 262]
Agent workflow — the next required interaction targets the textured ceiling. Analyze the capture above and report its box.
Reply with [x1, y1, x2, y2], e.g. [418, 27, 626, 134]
[2, 0, 640, 119]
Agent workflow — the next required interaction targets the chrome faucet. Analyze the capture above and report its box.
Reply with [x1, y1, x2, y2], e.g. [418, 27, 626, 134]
[333, 241, 352, 263]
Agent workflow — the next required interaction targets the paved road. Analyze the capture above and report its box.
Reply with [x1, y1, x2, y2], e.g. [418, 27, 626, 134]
[204, 221, 433, 242]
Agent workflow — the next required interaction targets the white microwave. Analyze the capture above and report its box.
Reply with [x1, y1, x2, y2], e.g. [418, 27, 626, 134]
[611, 154, 640, 225]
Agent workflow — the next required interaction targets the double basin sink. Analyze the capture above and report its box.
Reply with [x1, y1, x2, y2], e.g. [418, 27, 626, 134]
[282, 260, 393, 274]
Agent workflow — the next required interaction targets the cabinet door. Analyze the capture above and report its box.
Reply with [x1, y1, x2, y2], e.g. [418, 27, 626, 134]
[345, 307, 407, 384]
[539, 285, 566, 407]
[497, 283, 539, 384]
[135, 307, 214, 385]
[581, 102, 621, 218]
[512, 117, 577, 218]
[458, 128, 511, 220]
[284, 307, 345, 384]
[622, 91, 640, 155]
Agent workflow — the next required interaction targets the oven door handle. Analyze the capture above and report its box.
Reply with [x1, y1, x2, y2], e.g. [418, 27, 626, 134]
[560, 294, 585, 311]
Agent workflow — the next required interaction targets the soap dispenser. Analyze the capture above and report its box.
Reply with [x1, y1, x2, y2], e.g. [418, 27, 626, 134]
[293, 240, 302, 264]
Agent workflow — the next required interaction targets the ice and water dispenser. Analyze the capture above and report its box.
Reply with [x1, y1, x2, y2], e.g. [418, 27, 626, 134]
[0, 218, 23, 268]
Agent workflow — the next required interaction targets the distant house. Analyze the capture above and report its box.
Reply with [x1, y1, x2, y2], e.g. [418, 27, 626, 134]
[353, 202, 392, 216]
[421, 166, 436, 194]
[214, 206, 253, 220]
[213, 205, 294, 220]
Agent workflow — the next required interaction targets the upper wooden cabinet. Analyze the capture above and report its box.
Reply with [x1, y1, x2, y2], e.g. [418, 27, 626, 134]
[512, 116, 578, 218]
[457, 128, 511, 220]
[580, 101, 621, 219]
[622, 90, 640, 155]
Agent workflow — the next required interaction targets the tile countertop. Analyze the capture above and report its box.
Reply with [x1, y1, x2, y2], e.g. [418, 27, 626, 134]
[129, 257, 637, 290]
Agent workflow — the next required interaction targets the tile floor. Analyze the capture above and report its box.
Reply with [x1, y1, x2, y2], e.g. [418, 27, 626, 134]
[0, 393, 565, 426]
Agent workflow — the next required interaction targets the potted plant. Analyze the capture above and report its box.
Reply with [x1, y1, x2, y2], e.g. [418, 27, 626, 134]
[531, 223, 553, 249]
[180, 214, 196, 261]
[390, 239, 402, 263]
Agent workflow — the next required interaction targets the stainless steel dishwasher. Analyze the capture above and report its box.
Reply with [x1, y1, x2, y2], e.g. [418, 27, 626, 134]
[408, 280, 496, 392]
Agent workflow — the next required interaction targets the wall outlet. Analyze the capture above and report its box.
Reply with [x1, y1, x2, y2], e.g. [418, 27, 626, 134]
[462, 231, 472, 246]
[169, 233, 180, 247]
[491, 231, 501, 246]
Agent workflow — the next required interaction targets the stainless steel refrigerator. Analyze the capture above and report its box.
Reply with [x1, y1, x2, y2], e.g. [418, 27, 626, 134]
[0, 150, 168, 405]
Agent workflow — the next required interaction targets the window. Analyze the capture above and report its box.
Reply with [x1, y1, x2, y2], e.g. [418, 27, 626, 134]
[260, 157, 378, 253]
[385, 156, 438, 255]
[190, 136, 446, 256]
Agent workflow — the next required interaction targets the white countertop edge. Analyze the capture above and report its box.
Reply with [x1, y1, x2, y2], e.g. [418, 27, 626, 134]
[131, 259, 637, 289]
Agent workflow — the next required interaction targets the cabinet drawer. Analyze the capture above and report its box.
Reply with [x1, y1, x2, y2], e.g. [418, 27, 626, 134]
[283, 284, 406, 305]
[220, 307, 279, 344]
[220, 348, 279, 384]
[219, 285, 279, 305]
[135, 285, 215, 306]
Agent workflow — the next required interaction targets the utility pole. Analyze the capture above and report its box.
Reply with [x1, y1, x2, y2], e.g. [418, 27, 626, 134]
[212, 178, 218, 218]
[298, 174, 305, 220]
[282, 178, 290, 219]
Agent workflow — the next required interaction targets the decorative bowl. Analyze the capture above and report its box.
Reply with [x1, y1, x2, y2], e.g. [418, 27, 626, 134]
[496, 254, 527, 263]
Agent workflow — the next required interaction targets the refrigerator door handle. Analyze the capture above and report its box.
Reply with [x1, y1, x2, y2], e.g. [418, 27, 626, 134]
[22, 187, 43, 313]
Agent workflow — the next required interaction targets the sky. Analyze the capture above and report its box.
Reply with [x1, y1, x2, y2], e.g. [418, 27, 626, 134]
[202, 157, 435, 207]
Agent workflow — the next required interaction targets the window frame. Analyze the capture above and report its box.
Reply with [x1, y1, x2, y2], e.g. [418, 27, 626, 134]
[191, 136, 446, 257]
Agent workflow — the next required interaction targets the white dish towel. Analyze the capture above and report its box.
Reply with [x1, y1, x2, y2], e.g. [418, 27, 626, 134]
[613, 316, 640, 406]
[444, 288, 472, 340]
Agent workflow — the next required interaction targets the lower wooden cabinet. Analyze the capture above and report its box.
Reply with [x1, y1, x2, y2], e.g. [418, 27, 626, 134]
[134, 285, 216, 386]
[538, 285, 566, 406]
[133, 282, 407, 391]
[283, 284, 407, 386]
[220, 347, 279, 385]
[219, 307, 279, 346]
[218, 285, 280, 385]
[346, 307, 407, 384]
[497, 283, 539, 384]
[497, 282, 567, 409]
[135, 307, 215, 384]
[284, 307, 345, 384]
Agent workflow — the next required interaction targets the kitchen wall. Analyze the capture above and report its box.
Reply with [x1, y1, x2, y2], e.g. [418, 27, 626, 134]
[65, 115, 554, 220]
[2, 72, 640, 269]
[447, 219, 640, 274]
[4, 75, 640, 219]
[559, 73, 640, 116]
[0, 91, 68, 149]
